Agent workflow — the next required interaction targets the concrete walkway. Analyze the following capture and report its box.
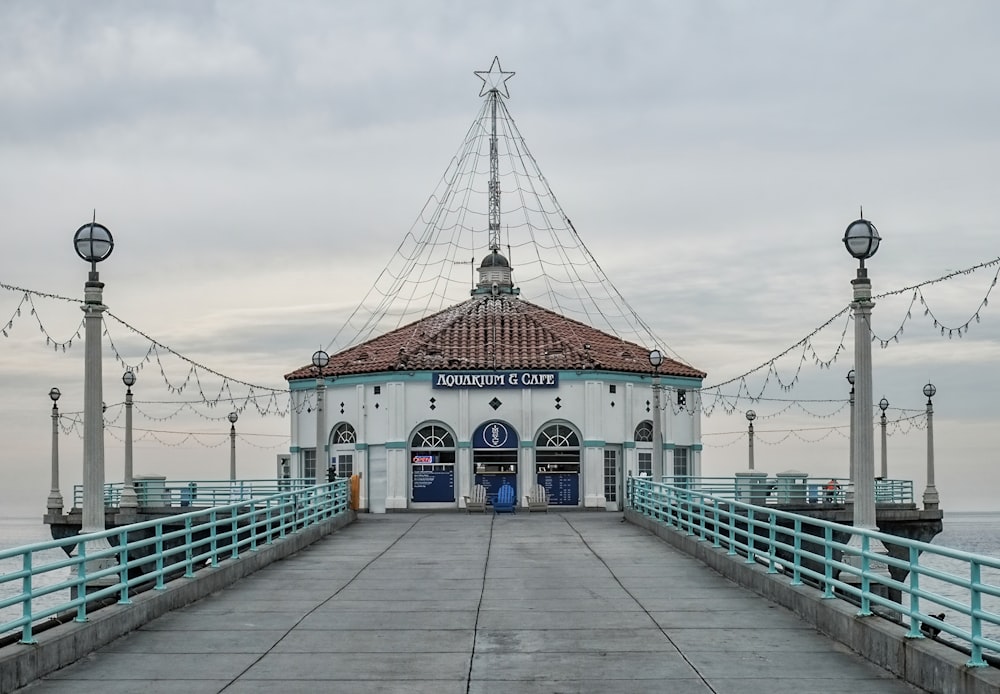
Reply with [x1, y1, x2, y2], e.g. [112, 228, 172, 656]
[20, 513, 924, 693]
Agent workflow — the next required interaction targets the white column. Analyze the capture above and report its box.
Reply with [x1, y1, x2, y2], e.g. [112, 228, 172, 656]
[923, 391, 939, 510]
[651, 374, 663, 480]
[120, 384, 138, 509]
[852, 273, 876, 531]
[47, 395, 63, 513]
[315, 377, 326, 485]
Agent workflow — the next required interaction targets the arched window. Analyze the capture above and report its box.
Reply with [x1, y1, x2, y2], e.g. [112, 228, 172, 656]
[332, 422, 356, 444]
[536, 423, 580, 448]
[634, 421, 653, 442]
[411, 425, 455, 449]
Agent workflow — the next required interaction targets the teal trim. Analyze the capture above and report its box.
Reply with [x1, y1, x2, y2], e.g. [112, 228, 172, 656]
[520, 440, 534, 448]
[355, 443, 368, 451]
[583, 439, 606, 447]
[385, 441, 407, 449]
[663, 443, 676, 450]
[457, 441, 472, 448]
[691, 444, 703, 451]
[623, 441, 636, 449]
[289, 446, 301, 453]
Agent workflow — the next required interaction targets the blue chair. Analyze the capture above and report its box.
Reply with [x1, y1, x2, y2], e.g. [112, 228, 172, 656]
[493, 483, 516, 514]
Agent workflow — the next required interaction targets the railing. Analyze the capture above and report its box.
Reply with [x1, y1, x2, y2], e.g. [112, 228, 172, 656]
[2, 480, 349, 645]
[659, 475, 914, 505]
[628, 477, 1000, 668]
[72, 478, 318, 509]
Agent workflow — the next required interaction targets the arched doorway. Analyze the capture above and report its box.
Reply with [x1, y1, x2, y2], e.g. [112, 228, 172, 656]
[535, 422, 581, 506]
[634, 420, 653, 477]
[329, 422, 356, 479]
[472, 420, 519, 504]
[409, 424, 456, 504]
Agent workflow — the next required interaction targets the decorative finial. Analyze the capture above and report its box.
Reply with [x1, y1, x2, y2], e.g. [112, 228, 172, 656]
[474, 56, 515, 98]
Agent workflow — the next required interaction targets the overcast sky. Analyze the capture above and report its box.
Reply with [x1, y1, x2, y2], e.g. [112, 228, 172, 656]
[2, 1, 1000, 517]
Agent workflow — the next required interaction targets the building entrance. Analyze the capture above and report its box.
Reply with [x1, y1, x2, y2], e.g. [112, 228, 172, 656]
[472, 420, 518, 505]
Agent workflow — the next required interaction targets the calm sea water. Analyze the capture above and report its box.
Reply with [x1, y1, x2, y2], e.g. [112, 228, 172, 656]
[2, 512, 999, 648]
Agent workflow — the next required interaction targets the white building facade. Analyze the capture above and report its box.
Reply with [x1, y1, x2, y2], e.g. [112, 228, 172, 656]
[284, 253, 705, 513]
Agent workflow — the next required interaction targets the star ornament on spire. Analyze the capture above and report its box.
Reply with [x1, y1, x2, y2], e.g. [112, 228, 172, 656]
[474, 56, 515, 98]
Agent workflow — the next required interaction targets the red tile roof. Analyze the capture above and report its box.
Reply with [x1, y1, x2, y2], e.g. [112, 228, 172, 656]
[285, 296, 705, 382]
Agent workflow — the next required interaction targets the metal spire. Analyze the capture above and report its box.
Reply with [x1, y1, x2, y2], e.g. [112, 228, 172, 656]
[474, 57, 514, 252]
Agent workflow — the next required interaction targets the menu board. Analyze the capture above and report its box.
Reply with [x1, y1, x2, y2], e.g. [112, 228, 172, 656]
[412, 467, 455, 503]
[475, 473, 518, 504]
[538, 472, 579, 506]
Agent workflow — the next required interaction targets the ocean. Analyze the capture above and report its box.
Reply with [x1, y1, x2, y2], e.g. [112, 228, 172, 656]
[1, 512, 999, 649]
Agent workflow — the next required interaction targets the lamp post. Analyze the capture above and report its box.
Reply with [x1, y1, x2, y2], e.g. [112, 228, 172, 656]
[120, 370, 139, 510]
[47, 387, 63, 513]
[74, 220, 115, 567]
[313, 349, 330, 485]
[746, 410, 756, 471]
[846, 369, 856, 502]
[878, 396, 889, 481]
[228, 411, 239, 481]
[922, 383, 939, 510]
[843, 216, 880, 533]
[648, 349, 664, 481]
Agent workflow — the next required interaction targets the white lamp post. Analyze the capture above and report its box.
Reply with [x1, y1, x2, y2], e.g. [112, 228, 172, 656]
[47, 387, 63, 513]
[648, 349, 664, 481]
[843, 216, 880, 533]
[922, 383, 939, 510]
[313, 349, 330, 485]
[746, 410, 756, 471]
[228, 411, 239, 481]
[120, 370, 139, 510]
[74, 220, 115, 568]
[878, 396, 889, 481]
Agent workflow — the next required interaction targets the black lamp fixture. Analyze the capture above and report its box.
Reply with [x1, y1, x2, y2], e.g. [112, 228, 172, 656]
[923, 382, 936, 402]
[842, 216, 881, 269]
[312, 349, 330, 371]
[73, 221, 114, 275]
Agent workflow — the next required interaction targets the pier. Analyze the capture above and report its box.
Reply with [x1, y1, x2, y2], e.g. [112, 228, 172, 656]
[4, 513, 931, 693]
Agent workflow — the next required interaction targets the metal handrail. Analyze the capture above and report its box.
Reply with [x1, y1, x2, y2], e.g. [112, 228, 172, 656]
[2, 480, 349, 645]
[657, 475, 914, 505]
[72, 478, 318, 508]
[627, 476, 999, 668]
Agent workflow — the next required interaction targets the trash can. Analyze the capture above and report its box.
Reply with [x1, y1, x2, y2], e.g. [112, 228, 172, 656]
[133, 474, 168, 507]
[775, 470, 809, 503]
[734, 471, 769, 504]
[180, 481, 197, 507]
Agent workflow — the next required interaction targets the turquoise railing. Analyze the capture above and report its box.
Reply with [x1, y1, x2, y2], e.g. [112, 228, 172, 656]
[628, 476, 999, 668]
[72, 478, 318, 509]
[660, 475, 914, 505]
[1, 479, 349, 645]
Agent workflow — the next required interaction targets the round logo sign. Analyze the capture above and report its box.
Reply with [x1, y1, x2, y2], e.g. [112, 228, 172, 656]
[483, 421, 509, 448]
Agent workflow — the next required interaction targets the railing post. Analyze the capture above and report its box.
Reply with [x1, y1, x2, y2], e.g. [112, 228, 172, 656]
[20, 552, 36, 644]
[906, 545, 923, 638]
[118, 528, 131, 604]
[184, 516, 195, 578]
[968, 562, 987, 667]
[767, 515, 779, 574]
[745, 509, 756, 564]
[790, 518, 803, 586]
[822, 525, 835, 599]
[858, 534, 872, 616]
[727, 503, 737, 556]
[155, 524, 166, 591]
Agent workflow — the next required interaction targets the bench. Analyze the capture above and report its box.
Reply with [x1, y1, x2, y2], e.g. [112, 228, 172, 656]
[525, 484, 548, 512]
[493, 483, 516, 514]
[463, 484, 487, 513]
